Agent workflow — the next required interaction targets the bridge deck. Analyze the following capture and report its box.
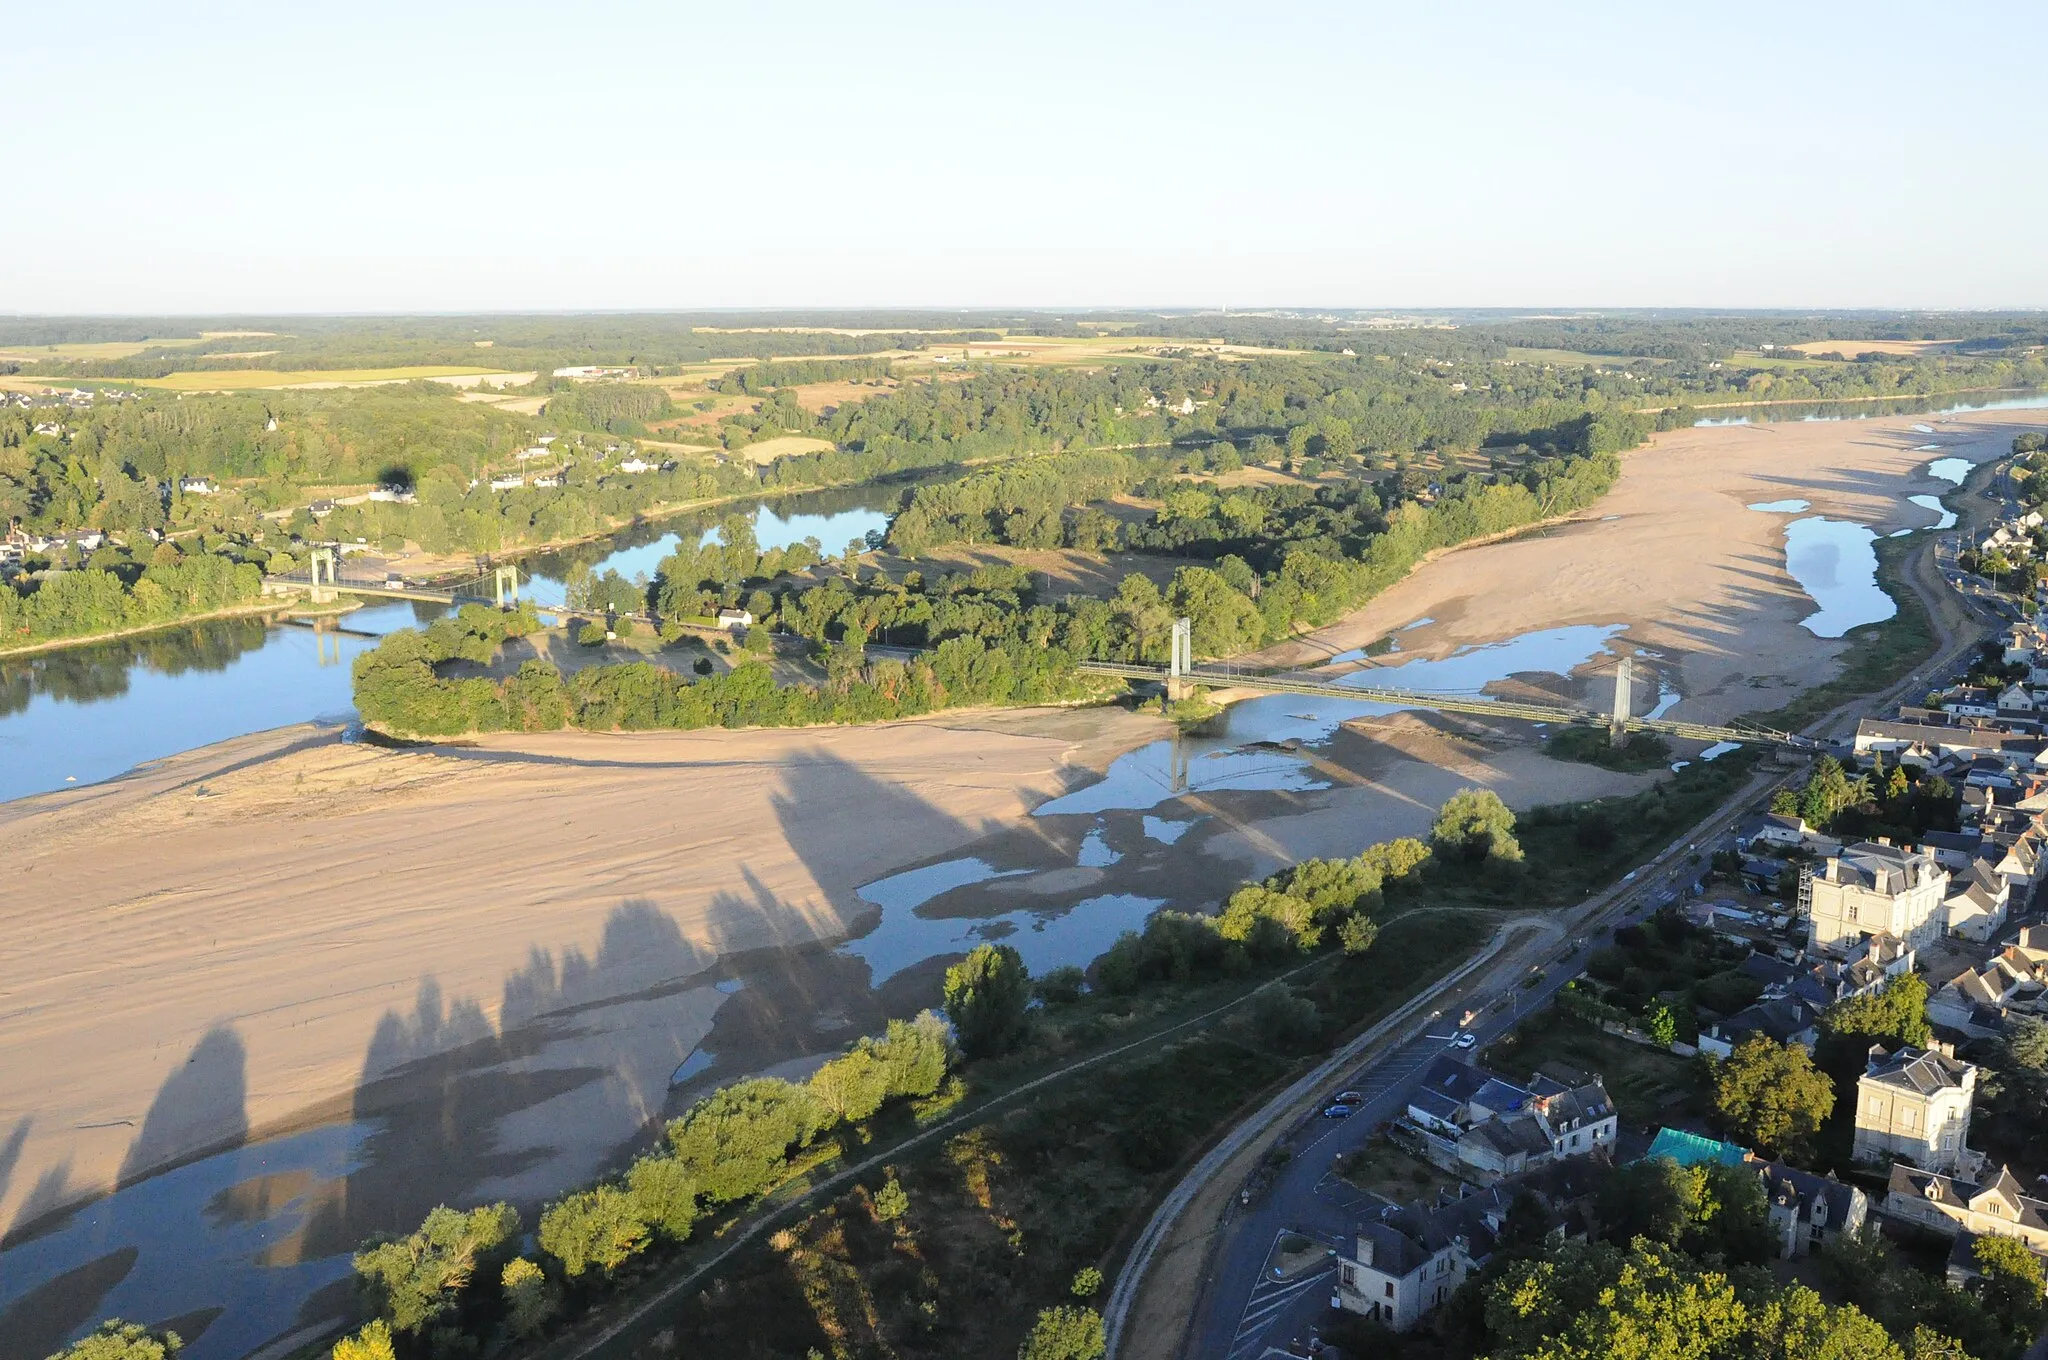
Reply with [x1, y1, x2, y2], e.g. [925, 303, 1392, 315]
[1078, 660, 1805, 749]
[266, 578, 1803, 749]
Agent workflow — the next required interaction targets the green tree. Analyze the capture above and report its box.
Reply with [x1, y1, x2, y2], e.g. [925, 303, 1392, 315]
[1071, 1266, 1103, 1299]
[1431, 787, 1523, 865]
[538, 1184, 651, 1280]
[1714, 1036, 1835, 1156]
[665, 1077, 829, 1203]
[1823, 974, 1933, 1050]
[48, 1322, 184, 1360]
[1645, 1001, 1679, 1047]
[353, 1202, 520, 1333]
[1972, 1233, 2047, 1347]
[943, 943, 1032, 1059]
[1017, 1305, 1106, 1360]
[500, 1258, 559, 1338]
[623, 1154, 699, 1241]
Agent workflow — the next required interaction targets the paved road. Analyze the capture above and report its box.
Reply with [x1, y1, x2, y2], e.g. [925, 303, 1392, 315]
[1190, 924, 1646, 1360]
[1173, 472, 2016, 1359]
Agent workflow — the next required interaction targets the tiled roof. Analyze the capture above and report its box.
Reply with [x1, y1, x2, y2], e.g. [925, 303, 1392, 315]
[1863, 1045, 1973, 1095]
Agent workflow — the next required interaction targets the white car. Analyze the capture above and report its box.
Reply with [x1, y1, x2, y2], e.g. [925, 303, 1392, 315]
[1452, 1032, 1477, 1050]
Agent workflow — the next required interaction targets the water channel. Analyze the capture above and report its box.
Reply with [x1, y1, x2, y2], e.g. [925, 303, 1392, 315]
[0, 484, 907, 805]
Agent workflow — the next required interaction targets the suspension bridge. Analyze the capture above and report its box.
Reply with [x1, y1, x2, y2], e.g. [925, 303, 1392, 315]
[271, 558, 1810, 751]
[265, 549, 657, 626]
[1085, 619, 1813, 749]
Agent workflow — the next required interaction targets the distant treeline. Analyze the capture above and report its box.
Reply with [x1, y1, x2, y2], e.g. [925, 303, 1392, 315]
[15, 316, 1005, 379]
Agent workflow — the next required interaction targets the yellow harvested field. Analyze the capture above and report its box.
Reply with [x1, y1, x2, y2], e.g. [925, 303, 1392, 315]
[133, 366, 511, 391]
[791, 378, 898, 413]
[741, 434, 836, 463]
[1784, 338, 1958, 359]
[0, 337, 211, 362]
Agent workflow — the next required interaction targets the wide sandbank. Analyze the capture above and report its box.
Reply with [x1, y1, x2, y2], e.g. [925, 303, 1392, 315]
[1257, 407, 2037, 724]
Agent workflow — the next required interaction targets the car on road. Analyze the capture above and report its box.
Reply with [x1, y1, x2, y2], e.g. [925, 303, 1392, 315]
[1332, 1090, 1363, 1104]
[1452, 1032, 1477, 1050]
[1321, 1101, 1360, 1119]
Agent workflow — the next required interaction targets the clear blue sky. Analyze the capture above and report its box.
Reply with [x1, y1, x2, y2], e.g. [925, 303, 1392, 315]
[8, 1, 2045, 313]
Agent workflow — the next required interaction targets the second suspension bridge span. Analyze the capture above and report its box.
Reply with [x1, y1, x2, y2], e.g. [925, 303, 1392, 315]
[270, 562, 1811, 752]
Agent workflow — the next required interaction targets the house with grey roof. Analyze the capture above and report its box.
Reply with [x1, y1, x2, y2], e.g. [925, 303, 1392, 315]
[1757, 1160, 1867, 1259]
[1803, 840, 1949, 957]
[1697, 997, 1821, 1059]
[1854, 1045, 1978, 1172]
[1884, 1163, 2048, 1250]
[1335, 1162, 1603, 1331]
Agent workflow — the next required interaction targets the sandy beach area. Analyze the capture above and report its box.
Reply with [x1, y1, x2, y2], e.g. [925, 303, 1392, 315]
[0, 712, 1138, 1239]
[1259, 408, 2038, 723]
[0, 690, 1647, 1259]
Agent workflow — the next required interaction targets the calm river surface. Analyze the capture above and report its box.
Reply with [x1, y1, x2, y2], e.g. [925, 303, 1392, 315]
[0, 486, 905, 805]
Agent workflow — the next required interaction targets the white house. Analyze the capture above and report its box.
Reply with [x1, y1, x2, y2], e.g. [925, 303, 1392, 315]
[1804, 841, 1949, 957]
[488, 475, 525, 492]
[179, 477, 217, 495]
[1853, 1045, 1977, 1173]
[617, 458, 656, 474]
[714, 607, 754, 630]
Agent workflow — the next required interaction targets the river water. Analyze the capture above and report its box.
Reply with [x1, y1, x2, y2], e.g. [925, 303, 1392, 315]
[0, 485, 906, 805]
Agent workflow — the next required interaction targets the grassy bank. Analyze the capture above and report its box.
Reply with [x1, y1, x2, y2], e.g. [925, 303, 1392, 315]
[610, 911, 1492, 1360]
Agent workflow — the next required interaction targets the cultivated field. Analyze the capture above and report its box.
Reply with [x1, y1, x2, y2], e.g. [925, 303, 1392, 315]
[132, 366, 514, 391]
[1786, 338, 1959, 359]
[739, 434, 836, 463]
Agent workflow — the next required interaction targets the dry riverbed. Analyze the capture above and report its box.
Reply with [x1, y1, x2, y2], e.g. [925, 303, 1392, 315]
[2, 407, 2041, 1355]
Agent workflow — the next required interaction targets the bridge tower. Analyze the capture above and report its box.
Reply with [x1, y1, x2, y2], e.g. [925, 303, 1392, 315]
[1609, 654, 1635, 749]
[309, 545, 338, 605]
[1166, 617, 1193, 702]
[493, 565, 520, 608]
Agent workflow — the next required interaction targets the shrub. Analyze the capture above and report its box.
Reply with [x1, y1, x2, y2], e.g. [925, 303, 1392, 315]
[1018, 1305, 1106, 1360]
[1035, 964, 1087, 1004]
[873, 1173, 909, 1222]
